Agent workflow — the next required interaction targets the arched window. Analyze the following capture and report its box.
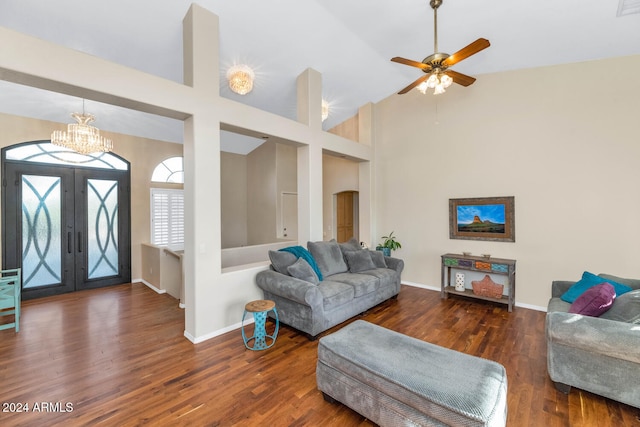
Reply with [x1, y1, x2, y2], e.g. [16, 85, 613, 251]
[5, 141, 128, 170]
[151, 157, 183, 183]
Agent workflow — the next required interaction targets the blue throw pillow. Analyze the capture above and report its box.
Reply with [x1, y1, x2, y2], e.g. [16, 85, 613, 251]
[561, 271, 633, 303]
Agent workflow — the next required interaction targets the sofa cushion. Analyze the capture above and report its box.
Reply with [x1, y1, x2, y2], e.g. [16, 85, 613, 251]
[561, 271, 632, 303]
[368, 250, 387, 268]
[599, 289, 640, 324]
[344, 250, 376, 273]
[568, 283, 616, 316]
[268, 250, 297, 275]
[327, 272, 380, 297]
[338, 237, 361, 253]
[318, 281, 355, 310]
[359, 268, 398, 288]
[287, 258, 319, 284]
[308, 240, 348, 277]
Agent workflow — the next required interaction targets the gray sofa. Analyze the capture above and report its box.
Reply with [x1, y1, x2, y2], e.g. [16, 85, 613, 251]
[256, 239, 404, 339]
[546, 273, 640, 408]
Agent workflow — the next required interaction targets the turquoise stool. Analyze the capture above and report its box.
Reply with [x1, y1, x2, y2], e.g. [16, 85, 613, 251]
[241, 300, 279, 350]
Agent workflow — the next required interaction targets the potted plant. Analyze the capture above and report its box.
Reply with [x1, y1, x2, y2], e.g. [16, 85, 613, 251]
[376, 231, 402, 257]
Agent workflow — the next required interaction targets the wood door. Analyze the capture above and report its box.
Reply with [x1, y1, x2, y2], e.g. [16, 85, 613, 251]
[336, 191, 355, 243]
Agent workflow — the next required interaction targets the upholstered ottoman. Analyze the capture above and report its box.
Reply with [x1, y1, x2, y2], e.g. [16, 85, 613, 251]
[316, 320, 507, 426]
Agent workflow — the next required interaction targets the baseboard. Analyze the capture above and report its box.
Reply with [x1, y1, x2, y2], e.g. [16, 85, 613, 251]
[516, 302, 547, 312]
[184, 318, 254, 344]
[133, 279, 166, 295]
[402, 281, 440, 292]
[401, 281, 546, 312]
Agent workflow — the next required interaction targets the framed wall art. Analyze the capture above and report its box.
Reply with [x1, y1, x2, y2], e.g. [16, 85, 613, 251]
[449, 196, 515, 242]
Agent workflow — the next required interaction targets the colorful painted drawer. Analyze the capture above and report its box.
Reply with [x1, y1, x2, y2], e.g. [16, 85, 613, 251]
[475, 261, 492, 271]
[491, 264, 509, 273]
[444, 258, 459, 267]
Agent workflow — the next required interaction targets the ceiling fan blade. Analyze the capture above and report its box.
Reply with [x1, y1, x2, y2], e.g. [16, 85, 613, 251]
[391, 57, 432, 71]
[398, 75, 429, 94]
[442, 38, 490, 67]
[446, 70, 476, 87]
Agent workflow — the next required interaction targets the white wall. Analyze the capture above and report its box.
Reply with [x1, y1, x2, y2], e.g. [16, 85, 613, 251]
[374, 55, 640, 309]
[221, 151, 248, 248]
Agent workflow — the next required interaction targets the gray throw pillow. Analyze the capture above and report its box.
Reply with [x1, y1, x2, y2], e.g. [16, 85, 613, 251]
[344, 250, 376, 273]
[307, 240, 348, 277]
[339, 237, 361, 253]
[598, 273, 640, 289]
[268, 250, 297, 275]
[368, 250, 387, 268]
[599, 289, 640, 323]
[286, 258, 319, 284]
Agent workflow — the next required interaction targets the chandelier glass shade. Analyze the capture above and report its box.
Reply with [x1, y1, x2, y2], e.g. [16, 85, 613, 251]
[226, 64, 255, 95]
[51, 112, 113, 155]
[417, 71, 453, 95]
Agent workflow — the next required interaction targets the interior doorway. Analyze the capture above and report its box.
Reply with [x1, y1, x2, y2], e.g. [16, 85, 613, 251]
[335, 191, 359, 243]
[2, 141, 131, 300]
[281, 192, 298, 240]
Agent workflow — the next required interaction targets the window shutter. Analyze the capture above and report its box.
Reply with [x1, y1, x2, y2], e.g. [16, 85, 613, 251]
[151, 189, 184, 248]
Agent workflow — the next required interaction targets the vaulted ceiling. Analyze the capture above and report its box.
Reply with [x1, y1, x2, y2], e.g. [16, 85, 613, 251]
[1, 0, 639, 150]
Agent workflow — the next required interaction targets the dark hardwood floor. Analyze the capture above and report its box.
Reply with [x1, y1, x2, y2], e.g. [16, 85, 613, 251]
[1, 283, 639, 426]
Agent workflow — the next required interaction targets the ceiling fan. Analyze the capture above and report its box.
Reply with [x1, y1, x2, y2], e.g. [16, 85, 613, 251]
[391, 0, 490, 95]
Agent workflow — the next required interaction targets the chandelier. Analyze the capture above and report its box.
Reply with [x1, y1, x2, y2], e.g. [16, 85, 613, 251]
[417, 71, 453, 95]
[226, 64, 255, 95]
[51, 105, 113, 154]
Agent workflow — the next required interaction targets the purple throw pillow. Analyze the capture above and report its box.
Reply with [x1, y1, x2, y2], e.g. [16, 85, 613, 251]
[568, 282, 616, 316]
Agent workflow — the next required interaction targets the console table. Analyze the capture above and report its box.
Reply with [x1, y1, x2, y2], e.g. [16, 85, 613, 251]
[441, 253, 516, 312]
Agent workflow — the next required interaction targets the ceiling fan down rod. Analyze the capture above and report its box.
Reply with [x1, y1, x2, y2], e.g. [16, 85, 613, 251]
[431, 0, 442, 54]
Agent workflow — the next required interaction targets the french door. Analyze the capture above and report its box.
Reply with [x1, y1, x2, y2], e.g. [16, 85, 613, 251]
[2, 152, 131, 300]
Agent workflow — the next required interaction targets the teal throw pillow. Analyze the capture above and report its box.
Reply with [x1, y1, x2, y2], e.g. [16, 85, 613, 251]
[561, 271, 633, 303]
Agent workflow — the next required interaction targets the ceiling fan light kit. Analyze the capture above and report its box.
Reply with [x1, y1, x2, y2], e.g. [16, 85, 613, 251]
[391, 0, 490, 95]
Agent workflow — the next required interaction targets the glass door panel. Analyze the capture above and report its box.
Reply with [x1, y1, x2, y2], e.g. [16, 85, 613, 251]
[75, 169, 130, 291]
[2, 163, 75, 299]
[21, 175, 63, 288]
[87, 179, 119, 279]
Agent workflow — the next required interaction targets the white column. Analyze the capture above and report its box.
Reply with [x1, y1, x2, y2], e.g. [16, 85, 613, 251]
[182, 5, 221, 338]
[358, 103, 374, 247]
[296, 68, 324, 242]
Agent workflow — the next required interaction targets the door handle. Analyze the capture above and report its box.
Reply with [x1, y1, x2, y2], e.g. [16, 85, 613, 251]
[77, 232, 82, 253]
[68, 232, 72, 254]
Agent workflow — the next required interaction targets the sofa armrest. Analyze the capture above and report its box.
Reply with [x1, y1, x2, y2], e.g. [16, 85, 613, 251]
[551, 280, 575, 298]
[255, 270, 323, 308]
[384, 256, 404, 275]
[546, 311, 640, 364]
